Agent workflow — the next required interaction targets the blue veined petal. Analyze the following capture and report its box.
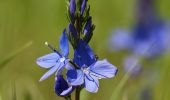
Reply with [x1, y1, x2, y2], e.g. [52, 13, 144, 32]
[36, 53, 60, 68]
[55, 75, 74, 96]
[39, 62, 61, 81]
[60, 29, 69, 57]
[84, 74, 99, 93]
[67, 69, 84, 86]
[73, 40, 96, 67]
[89, 59, 118, 79]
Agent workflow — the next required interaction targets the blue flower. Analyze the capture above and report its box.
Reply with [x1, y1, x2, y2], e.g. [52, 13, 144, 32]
[66, 59, 118, 93]
[109, 0, 170, 58]
[109, 22, 170, 58]
[131, 22, 170, 58]
[36, 29, 70, 81]
[55, 75, 74, 96]
[67, 40, 117, 93]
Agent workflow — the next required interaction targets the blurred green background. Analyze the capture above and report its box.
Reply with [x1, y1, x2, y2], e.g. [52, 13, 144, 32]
[0, 0, 170, 100]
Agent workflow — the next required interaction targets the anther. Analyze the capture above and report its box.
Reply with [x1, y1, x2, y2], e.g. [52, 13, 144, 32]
[44, 41, 60, 55]
[45, 41, 49, 46]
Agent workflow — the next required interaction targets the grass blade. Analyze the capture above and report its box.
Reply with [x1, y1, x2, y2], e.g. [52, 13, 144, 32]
[0, 41, 33, 69]
[110, 41, 155, 100]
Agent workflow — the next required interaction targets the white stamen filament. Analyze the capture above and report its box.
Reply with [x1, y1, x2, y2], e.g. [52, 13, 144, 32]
[60, 57, 66, 62]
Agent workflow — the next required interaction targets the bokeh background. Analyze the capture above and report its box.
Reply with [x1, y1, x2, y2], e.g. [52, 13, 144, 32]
[0, 0, 170, 100]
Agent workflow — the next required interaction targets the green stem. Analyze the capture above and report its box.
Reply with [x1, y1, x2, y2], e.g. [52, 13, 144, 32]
[75, 86, 81, 100]
[64, 95, 72, 100]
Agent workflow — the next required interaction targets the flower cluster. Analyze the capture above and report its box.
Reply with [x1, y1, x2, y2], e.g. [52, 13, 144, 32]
[36, 0, 118, 98]
[109, 0, 170, 76]
[109, 0, 170, 58]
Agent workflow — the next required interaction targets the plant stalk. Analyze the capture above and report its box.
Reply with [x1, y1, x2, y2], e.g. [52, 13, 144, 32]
[75, 86, 81, 100]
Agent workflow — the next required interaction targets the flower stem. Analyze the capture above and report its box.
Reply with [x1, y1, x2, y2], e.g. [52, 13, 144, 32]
[75, 86, 81, 100]
[64, 95, 72, 100]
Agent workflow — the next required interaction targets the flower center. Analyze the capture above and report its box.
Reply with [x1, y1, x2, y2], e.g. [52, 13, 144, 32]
[83, 68, 102, 79]
[60, 57, 66, 62]
[83, 68, 90, 74]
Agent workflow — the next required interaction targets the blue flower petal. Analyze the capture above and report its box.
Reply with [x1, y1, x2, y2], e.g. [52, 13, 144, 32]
[65, 63, 75, 70]
[55, 75, 74, 96]
[57, 59, 69, 74]
[89, 59, 118, 79]
[67, 69, 84, 86]
[60, 87, 73, 96]
[84, 74, 99, 93]
[60, 29, 69, 57]
[39, 62, 61, 81]
[36, 53, 60, 68]
[73, 40, 96, 67]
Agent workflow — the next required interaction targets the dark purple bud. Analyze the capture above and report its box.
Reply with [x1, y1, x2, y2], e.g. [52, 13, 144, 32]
[55, 75, 74, 97]
[83, 17, 93, 43]
[69, 0, 76, 18]
[68, 23, 78, 39]
[84, 17, 92, 34]
[81, 0, 86, 15]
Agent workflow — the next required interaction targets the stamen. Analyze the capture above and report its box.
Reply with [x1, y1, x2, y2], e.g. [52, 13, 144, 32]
[44, 41, 61, 56]
[45, 41, 49, 46]
[83, 67, 90, 75]
[60, 57, 66, 62]
[44, 41, 55, 51]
